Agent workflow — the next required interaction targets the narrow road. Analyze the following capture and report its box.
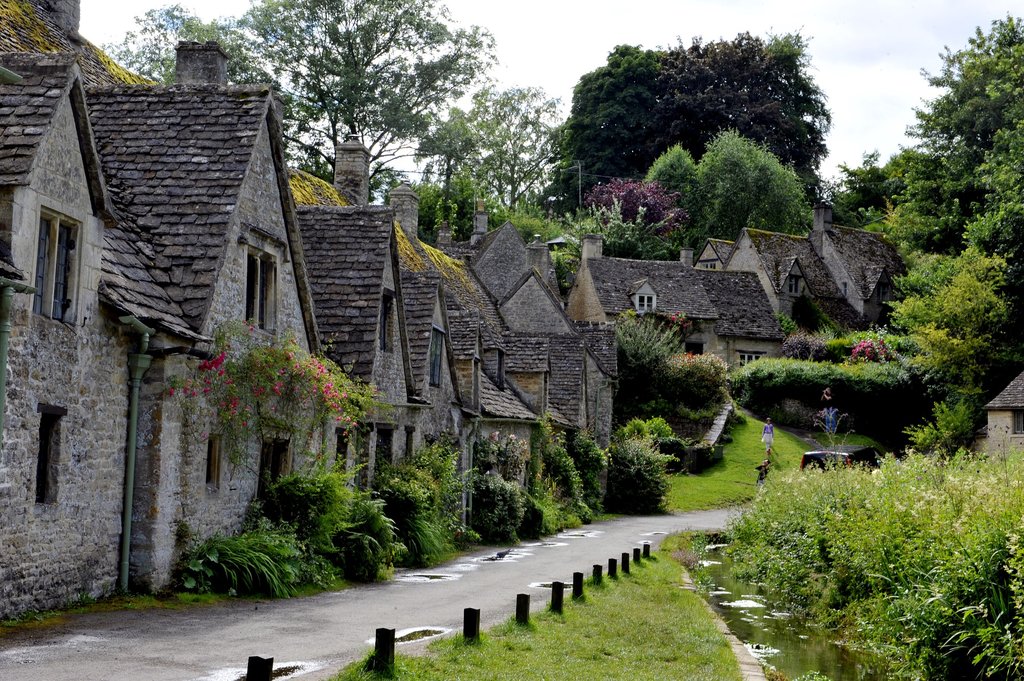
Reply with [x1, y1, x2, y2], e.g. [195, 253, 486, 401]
[0, 509, 735, 681]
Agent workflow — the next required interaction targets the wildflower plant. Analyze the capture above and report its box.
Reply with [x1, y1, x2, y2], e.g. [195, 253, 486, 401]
[171, 322, 377, 466]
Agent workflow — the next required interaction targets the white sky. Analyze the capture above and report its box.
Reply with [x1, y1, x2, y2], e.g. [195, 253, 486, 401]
[80, 0, 1013, 180]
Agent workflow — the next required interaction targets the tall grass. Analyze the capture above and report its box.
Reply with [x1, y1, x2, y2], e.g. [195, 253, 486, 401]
[729, 452, 1024, 679]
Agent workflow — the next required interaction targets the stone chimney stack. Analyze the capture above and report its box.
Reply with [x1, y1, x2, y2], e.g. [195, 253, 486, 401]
[388, 183, 419, 242]
[679, 247, 694, 267]
[437, 221, 452, 246]
[470, 199, 488, 245]
[527, 234, 552, 278]
[581, 234, 603, 261]
[48, 0, 80, 38]
[334, 136, 370, 206]
[813, 202, 833, 232]
[175, 41, 228, 85]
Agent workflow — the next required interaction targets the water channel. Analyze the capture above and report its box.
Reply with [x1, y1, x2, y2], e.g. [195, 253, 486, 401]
[699, 545, 887, 681]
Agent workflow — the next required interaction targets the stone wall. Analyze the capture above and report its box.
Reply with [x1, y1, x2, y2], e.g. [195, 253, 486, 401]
[565, 264, 608, 322]
[984, 410, 1024, 457]
[499, 276, 573, 335]
[724, 238, 784, 315]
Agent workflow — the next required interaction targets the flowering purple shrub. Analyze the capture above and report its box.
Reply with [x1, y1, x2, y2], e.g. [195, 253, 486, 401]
[585, 179, 687, 234]
[781, 331, 828, 361]
[850, 338, 893, 363]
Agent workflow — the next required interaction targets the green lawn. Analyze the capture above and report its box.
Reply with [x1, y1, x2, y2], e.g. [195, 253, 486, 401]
[666, 413, 810, 512]
[332, 545, 742, 681]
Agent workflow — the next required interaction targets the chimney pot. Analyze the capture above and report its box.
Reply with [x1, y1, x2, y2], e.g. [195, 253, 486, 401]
[679, 247, 694, 267]
[581, 234, 603, 261]
[175, 41, 228, 85]
[389, 183, 419, 242]
[334, 138, 370, 206]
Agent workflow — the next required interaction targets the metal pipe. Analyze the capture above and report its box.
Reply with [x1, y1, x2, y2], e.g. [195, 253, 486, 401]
[118, 315, 155, 591]
[0, 278, 36, 442]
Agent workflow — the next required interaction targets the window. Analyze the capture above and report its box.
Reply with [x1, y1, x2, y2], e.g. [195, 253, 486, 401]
[375, 425, 394, 467]
[428, 327, 444, 386]
[1014, 411, 1024, 435]
[496, 349, 505, 389]
[335, 428, 349, 463]
[684, 341, 704, 355]
[33, 214, 78, 321]
[245, 251, 277, 330]
[877, 281, 891, 301]
[205, 437, 221, 490]
[404, 426, 415, 458]
[379, 290, 394, 351]
[738, 351, 766, 365]
[842, 281, 848, 296]
[257, 439, 289, 499]
[787, 275, 801, 295]
[35, 404, 65, 504]
[635, 294, 655, 314]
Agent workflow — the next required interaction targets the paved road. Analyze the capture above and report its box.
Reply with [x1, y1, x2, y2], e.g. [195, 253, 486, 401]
[0, 509, 736, 681]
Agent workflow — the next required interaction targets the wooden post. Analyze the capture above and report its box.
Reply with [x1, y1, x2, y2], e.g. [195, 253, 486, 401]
[370, 627, 395, 673]
[633, 547, 641, 563]
[464, 607, 480, 642]
[621, 552, 630, 574]
[516, 593, 530, 625]
[608, 557, 617, 578]
[572, 571, 584, 600]
[550, 580, 564, 614]
[592, 564, 603, 584]
[643, 542, 651, 559]
[246, 656, 273, 681]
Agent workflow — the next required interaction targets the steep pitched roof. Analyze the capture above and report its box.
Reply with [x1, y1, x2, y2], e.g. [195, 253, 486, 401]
[0, 0, 149, 87]
[297, 205, 394, 379]
[479, 371, 536, 421]
[289, 168, 348, 207]
[400, 269, 441, 384]
[696, 270, 783, 341]
[547, 333, 586, 426]
[0, 52, 72, 186]
[87, 84, 274, 330]
[987, 370, 1024, 410]
[825, 226, 905, 299]
[705, 238, 735, 264]
[584, 256, 718, 319]
[573, 321, 617, 378]
[502, 332, 549, 373]
[745, 229, 842, 298]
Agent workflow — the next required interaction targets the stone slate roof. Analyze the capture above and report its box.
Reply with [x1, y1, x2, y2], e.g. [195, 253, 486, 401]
[0, 0, 149, 87]
[400, 268, 441, 385]
[987, 370, 1024, 410]
[289, 168, 347, 207]
[825, 226, 905, 299]
[87, 84, 274, 331]
[585, 256, 718, 320]
[502, 332, 549, 373]
[479, 371, 536, 421]
[696, 270, 784, 341]
[573, 321, 618, 378]
[745, 229, 841, 298]
[297, 205, 393, 380]
[0, 52, 71, 186]
[705, 238, 734, 264]
[547, 333, 585, 426]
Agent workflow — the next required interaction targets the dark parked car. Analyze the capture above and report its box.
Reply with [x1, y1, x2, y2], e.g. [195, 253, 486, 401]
[800, 445, 881, 470]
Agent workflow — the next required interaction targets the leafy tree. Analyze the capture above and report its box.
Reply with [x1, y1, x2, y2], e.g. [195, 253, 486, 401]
[653, 32, 831, 186]
[890, 247, 1008, 396]
[577, 180, 686, 260]
[692, 131, 809, 245]
[828, 151, 905, 228]
[416, 108, 478, 206]
[645, 144, 697, 215]
[243, 0, 494, 176]
[105, 4, 268, 85]
[556, 45, 664, 204]
[468, 86, 560, 209]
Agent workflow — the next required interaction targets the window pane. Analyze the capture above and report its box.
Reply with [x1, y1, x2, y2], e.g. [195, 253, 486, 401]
[52, 225, 73, 320]
[429, 328, 443, 386]
[33, 218, 50, 315]
[245, 253, 259, 322]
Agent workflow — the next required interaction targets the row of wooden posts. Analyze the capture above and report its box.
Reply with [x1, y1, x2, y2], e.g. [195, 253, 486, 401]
[244, 542, 653, 680]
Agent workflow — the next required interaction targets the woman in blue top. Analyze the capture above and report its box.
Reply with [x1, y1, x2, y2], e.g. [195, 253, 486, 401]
[761, 418, 774, 455]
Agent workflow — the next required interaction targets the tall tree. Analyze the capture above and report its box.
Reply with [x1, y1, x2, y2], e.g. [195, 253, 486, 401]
[468, 86, 560, 209]
[244, 0, 494, 178]
[827, 152, 905, 228]
[557, 45, 663, 201]
[653, 32, 831, 188]
[692, 131, 809, 245]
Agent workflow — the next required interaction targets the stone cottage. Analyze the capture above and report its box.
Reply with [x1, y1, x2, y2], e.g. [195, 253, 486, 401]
[980, 370, 1024, 456]
[566, 233, 783, 365]
[0, 8, 322, 613]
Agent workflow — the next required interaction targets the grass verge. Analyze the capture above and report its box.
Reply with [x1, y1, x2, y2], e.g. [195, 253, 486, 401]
[331, 541, 742, 681]
[666, 412, 808, 511]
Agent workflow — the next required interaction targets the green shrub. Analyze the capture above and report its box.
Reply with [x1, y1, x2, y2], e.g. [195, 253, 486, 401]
[374, 466, 450, 566]
[824, 337, 852, 363]
[781, 331, 828, 361]
[615, 313, 685, 421]
[179, 528, 302, 597]
[905, 398, 981, 456]
[776, 313, 798, 335]
[662, 352, 728, 410]
[729, 454, 1024, 679]
[568, 431, 606, 514]
[604, 437, 670, 514]
[518, 484, 564, 539]
[470, 473, 525, 543]
[335, 494, 400, 582]
[791, 294, 837, 332]
[261, 472, 351, 555]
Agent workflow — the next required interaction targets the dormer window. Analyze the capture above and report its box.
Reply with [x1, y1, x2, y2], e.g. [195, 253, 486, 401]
[787, 274, 802, 295]
[245, 250, 277, 330]
[33, 213, 79, 322]
[635, 294, 656, 314]
[877, 281, 890, 301]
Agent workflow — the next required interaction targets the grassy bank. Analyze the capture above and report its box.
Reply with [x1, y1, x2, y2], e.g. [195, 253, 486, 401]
[332, 540, 743, 681]
[666, 412, 808, 511]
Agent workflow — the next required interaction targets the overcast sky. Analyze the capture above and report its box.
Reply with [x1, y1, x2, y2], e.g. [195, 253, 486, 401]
[80, 0, 1013, 180]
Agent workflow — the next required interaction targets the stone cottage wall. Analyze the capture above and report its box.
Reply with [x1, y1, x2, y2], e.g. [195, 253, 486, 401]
[725, 238, 784, 315]
[472, 226, 528, 301]
[500, 277, 573, 335]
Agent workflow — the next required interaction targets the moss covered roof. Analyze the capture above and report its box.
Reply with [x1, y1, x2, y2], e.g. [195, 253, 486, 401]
[288, 168, 348, 207]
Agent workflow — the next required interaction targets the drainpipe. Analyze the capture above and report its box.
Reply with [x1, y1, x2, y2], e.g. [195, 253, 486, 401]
[118, 315, 155, 592]
[0, 278, 35, 442]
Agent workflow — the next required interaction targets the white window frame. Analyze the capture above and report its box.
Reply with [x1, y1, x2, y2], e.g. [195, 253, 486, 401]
[738, 351, 766, 366]
[33, 212, 80, 322]
[635, 293, 656, 314]
[245, 249, 277, 330]
[1014, 410, 1024, 435]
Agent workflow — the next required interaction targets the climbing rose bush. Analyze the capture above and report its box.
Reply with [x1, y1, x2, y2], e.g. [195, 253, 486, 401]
[849, 337, 893, 363]
[171, 323, 377, 463]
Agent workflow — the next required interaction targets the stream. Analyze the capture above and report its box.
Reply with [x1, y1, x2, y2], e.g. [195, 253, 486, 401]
[700, 546, 887, 680]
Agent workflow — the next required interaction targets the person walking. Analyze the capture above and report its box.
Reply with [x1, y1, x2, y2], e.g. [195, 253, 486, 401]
[761, 418, 775, 456]
[756, 458, 771, 487]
